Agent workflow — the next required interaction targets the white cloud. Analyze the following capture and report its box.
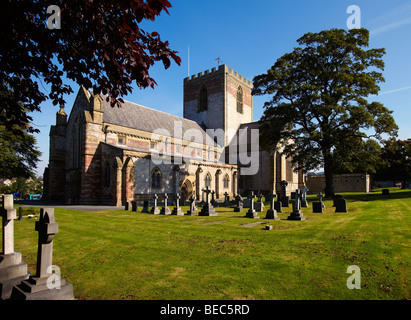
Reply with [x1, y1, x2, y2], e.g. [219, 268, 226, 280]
[378, 86, 411, 96]
[367, 3, 411, 35]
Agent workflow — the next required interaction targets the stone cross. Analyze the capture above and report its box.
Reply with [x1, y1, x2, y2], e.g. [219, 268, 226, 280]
[318, 193, 324, 206]
[164, 193, 169, 207]
[34, 208, 59, 279]
[246, 191, 259, 218]
[153, 194, 158, 207]
[265, 190, 279, 220]
[223, 192, 229, 206]
[293, 189, 301, 212]
[202, 187, 212, 204]
[1, 195, 17, 255]
[300, 186, 309, 207]
[151, 194, 160, 215]
[175, 193, 181, 208]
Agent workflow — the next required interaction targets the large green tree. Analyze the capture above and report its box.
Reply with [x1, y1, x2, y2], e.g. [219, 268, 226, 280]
[0, 0, 181, 133]
[0, 124, 41, 179]
[253, 28, 398, 197]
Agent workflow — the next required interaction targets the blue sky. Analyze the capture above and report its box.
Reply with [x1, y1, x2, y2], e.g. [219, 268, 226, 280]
[31, 0, 411, 176]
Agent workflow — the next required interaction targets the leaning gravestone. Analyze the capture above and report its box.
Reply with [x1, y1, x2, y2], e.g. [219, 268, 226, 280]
[150, 194, 160, 215]
[335, 198, 348, 213]
[186, 194, 198, 216]
[160, 194, 171, 215]
[171, 194, 184, 216]
[265, 191, 279, 220]
[11, 208, 74, 300]
[287, 190, 306, 221]
[0, 195, 29, 300]
[245, 191, 260, 219]
[199, 187, 217, 216]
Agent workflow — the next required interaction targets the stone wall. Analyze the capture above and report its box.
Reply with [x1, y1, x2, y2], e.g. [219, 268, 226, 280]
[306, 173, 370, 194]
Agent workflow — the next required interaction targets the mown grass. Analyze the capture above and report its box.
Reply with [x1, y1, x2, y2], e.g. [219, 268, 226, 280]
[11, 188, 410, 300]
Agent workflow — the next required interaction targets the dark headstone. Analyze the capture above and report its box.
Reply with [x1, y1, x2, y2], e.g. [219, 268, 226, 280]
[233, 194, 243, 212]
[312, 202, 323, 213]
[274, 201, 282, 213]
[382, 189, 390, 195]
[287, 189, 306, 221]
[142, 200, 150, 213]
[335, 198, 348, 213]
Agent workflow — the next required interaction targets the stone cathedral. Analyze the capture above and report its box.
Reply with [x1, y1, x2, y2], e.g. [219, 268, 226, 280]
[43, 64, 304, 206]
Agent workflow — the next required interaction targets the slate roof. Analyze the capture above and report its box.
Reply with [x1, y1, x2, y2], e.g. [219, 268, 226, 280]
[100, 95, 214, 143]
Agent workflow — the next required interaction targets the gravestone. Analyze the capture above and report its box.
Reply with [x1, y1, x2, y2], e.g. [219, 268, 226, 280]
[142, 200, 150, 213]
[300, 186, 309, 208]
[223, 192, 229, 207]
[124, 201, 130, 211]
[265, 191, 279, 220]
[150, 194, 160, 215]
[160, 194, 171, 215]
[233, 194, 243, 212]
[312, 202, 323, 213]
[131, 200, 138, 212]
[199, 187, 217, 216]
[210, 191, 218, 207]
[280, 180, 289, 207]
[287, 190, 306, 221]
[332, 194, 343, 207]
[274, 201, 282, 213]
[318, 192, 325, 207]
[11, 208, 74, 300]
[255, 191, 265, 212]
[382, 189, 390, 195]
[335, 198, 348, 213]
[171, 194, 184, 216]
[0, 195, 29, 300]
[18, 207, 23, 220]
[245, 191, 260, 219]
[186, 194, 198, 216]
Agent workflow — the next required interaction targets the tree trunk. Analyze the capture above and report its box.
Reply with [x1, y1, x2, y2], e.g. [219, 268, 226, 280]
[323, 150, 334, 198]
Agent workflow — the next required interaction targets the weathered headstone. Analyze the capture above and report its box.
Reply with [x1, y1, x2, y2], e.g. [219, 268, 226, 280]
[150, 194, 160, 215]
[11, 208, 74, 300]
[245, 191, 260, 219]
[160, 194, 171, 215]
[142, 200, 150, 213]
[0, 195, 29, 300]
[332, 194, 343, 207]
[171, 193, 184, 216]
[199, 187, 217, 216]
[287, 190, 306, 221]
[335, 198, 348, 213]
[124, 201, 130, 211]
[131, 200, 138, 212]
[300, 186, 309, 208]
[233, 194, 243, 212]
[265, 191, 279, 220]
[186, 194, 198, 216]
[255, 191, 265, 212]
[274, 200, 282, 213]
[223, 192, 229, 207]
[280, 180, 289, 207]
[312, 202, 323, 213]
[210, 191, 218, 207]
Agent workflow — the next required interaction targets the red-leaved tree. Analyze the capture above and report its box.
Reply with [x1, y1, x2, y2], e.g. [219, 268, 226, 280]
[0, 0, 181, 132]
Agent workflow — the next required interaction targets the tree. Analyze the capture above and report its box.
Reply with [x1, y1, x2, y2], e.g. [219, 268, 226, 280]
[375, 139, 411, 188]
[0, 0, 181, 133]
[253, 28, 398, 197]
[0, 124, 42, 179]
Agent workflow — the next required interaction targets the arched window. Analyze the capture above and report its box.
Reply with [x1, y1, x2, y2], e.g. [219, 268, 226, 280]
[236, 86, 243, 114]
[198, 85, 208, 112]
[204, 172, 212, 188]
[151, 167, 162, 188]
[223, 174, 230, 189]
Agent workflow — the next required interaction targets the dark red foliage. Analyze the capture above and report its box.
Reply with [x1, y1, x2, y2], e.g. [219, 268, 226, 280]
[0, 0, 181, 132]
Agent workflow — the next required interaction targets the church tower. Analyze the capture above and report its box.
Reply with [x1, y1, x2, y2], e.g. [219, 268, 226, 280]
[183, 64, 253, 148]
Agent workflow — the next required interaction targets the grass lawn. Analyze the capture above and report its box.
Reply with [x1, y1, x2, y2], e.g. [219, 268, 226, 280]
[12, 188, 410, 300]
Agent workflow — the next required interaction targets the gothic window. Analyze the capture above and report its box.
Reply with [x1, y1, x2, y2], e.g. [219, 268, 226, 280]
[204, 172, 212, 188]
[223, 174, 230, 189]
[198, 85, 208, 112]
[151, 167, 162, 189]
[236, 86, 243, 114]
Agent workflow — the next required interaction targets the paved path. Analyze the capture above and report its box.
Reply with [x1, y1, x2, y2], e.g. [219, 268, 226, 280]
[14, 200, 124, 212]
